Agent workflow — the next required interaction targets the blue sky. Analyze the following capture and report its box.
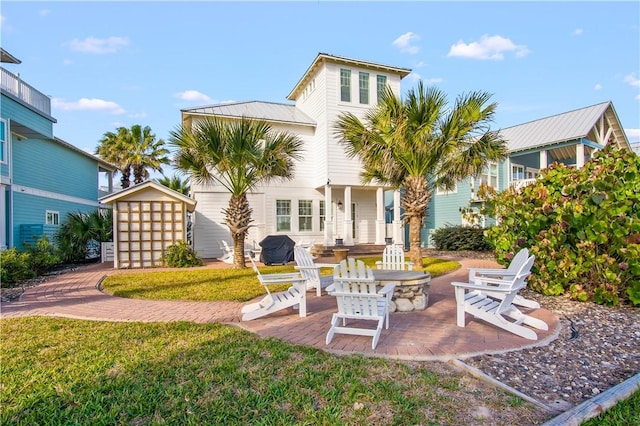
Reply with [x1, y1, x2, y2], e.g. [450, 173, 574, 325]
[2, 1, 639, 175]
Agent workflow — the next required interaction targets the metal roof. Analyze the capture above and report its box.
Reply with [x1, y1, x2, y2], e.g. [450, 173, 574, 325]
[500, 101, 629, 153]
[287, 52, 412, 100]
[182, 101, 316, 127]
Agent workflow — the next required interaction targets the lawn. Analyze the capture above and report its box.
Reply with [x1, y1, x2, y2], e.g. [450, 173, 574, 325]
[0, 317, 551, 425]
[101, 256, 460, 302]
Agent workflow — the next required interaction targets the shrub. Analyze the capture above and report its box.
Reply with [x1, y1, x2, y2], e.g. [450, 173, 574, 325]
[56, 209, 112, 263]
[22, 235, 60, 276]
[483, 146, 640, 306]
[431, 225, 493, 251]
[0, 248, 34, 286]
[163, 241, 204, 267]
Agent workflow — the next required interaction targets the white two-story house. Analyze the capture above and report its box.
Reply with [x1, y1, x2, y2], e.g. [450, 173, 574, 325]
[182, 53, 411, 258]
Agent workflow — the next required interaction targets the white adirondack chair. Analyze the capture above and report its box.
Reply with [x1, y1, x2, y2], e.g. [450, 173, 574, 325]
[217, 240, 234, 264]
[293, 246, 336, 296]
[376, 244, 414, 271]
[451, 255, 548, 340]
[326, 258, 396, 349]
[241, 256, 308, 321]
[468, 248, 540, 308]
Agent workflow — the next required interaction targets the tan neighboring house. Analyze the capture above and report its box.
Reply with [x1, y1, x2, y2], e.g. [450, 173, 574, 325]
[182, 53, 411, 259]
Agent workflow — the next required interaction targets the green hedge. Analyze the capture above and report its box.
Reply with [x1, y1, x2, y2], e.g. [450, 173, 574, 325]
[431, 225, 493, 251]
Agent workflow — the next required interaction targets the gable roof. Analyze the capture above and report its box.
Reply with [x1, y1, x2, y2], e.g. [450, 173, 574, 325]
[182, 101, 316, 127]
[1, 48, 21, 64]
[54, 137, 116, 172]
[287, 52, 412, 100]
[500, 101, 630, 153]
[99, 180, 197, 211]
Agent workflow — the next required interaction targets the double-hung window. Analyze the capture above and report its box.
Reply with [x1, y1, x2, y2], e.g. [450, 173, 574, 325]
[480, 163, 499, 189]
[319, 200, 325, 231]
[276, 200, 291, 232]
[340, 69, 351, 102]
[376, 75, 387, 103]
[0, 118, 7, 163]
[359, 72, 369, 104]
[46, 211, 60, 226]
[298, 200, 313, 232]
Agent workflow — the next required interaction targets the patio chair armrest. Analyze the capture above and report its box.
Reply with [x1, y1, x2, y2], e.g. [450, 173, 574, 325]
[294, 265, 321, 271]
[325, 283, 336, 294]
[375, 261, 383, 269]
[314, 263, 339, 269]
[451, 281, 511, 293]
[468, 267, 509, 276]
[260, 273, 303, 283]
[378, 282, 396, 295]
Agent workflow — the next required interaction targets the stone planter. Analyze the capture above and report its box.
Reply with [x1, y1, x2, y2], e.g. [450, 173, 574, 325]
[332, 248, 349, 262]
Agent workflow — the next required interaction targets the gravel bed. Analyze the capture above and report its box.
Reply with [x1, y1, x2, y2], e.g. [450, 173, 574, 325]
[464, 287, 640, 411]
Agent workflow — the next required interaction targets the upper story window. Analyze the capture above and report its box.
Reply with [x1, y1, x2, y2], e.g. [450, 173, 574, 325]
[276, 200, 291, 232]
[480, 163, 499, 189]
[46, 210, 60, 226]
[298, 200, 313, 232]
[359, 72, 369, 105]
[376, 75, 387, 103]
[303, 78, 316, 100]
[0, 118, 6, 163]
[340, 69, 351, 102]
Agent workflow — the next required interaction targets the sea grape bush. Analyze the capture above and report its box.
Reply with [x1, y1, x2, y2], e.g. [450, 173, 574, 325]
[163, 241, 204, 267]
[483, 145, 640, 306]
[431, 225, 493, 252]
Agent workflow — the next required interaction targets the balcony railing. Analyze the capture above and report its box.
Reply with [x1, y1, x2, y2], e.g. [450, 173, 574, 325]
[1, 67, 52, 117]
[510, 178, 537, 190]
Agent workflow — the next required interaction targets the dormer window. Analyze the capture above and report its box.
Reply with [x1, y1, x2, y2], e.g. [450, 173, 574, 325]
[340, 69, 351, 102]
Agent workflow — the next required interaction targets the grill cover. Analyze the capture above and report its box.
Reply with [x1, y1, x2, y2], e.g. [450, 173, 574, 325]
[259, 235, 296, 265]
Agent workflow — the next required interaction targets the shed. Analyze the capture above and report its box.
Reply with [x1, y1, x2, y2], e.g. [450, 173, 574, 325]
[99, 181, 197, 269]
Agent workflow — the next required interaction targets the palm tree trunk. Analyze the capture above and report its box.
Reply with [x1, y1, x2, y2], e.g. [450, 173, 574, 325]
[224, 193, 254, 269]
[402, 175, 431, 268]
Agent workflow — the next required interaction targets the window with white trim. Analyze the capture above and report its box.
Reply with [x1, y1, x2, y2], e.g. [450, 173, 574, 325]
[319, 200, 325, 231]
[436, 183, 457, 195]
[340, 69, 351, 102]
[276, 200, 291, 232]
[480, 163, 499, 189]
[376, 75, 387, 102]
[46, 211, 60, 225]
[298, 200, 312, 232]
[0, 118, 7, 163]
[359, 72, 369, 104]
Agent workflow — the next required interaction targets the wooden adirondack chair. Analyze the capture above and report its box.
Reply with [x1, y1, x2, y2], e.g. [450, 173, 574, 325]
[217, 240, 234, 264]
[326, 258, 396, 349]
[468, 248, 540, 308]
[241, 256, 308, 321]
[293, 246, 336, 296]
[376, 244, 414, 271]
[451, 255, 548, 340]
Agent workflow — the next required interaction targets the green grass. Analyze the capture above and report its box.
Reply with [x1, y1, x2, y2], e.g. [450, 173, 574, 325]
[1, 317, 548, 425]
[101, 257, 460, 302]
[581, 389, 640, 425]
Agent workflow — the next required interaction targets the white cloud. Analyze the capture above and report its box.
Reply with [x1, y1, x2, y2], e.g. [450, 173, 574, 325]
[67, 36, 129, 54]
[414, 60, 428, 68]
[174, 90, 213, 104]
[425, 77, 444, 85]
[594, 83, 602, 91]
[52, 98, 125, 114]
[39, 9, 51, 17]
[448, 34, 530, 60]
[405, 72, 421, 83]
[624, 73, 640, 88]
[62, 59, 73, 66]
[128, 111, 148, 119]
[572, 28, 583, 36]
[625, 128, 640, 143]
[392, 32, 420, 54]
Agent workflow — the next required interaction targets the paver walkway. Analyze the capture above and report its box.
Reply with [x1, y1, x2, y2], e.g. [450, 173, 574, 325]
[0, 257, 559, 360]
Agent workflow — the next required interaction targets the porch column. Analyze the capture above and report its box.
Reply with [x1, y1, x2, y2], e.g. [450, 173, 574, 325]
[539, 150, 548, 170]
[576, 144, 585, 168]
[323, 183, 333, 246]
[375, 187, 386, 244]
[343, 186, 353, 246]
[392, 190, 403, 246]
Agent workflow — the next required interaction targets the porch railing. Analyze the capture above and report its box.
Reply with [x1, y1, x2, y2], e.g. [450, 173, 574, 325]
[1, 67, 52, 117]
[510, 178, 537, 191]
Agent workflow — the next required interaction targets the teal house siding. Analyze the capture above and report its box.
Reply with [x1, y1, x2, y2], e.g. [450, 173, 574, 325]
[1, 95, 54, 139]
[13, 137, 98, 200]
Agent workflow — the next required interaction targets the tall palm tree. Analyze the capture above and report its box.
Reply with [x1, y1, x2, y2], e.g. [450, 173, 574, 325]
[334, 82, 508, 266]
[96, 125, 170, 188]
[169, 116, 303, 268]
[155, 174, 190, 196]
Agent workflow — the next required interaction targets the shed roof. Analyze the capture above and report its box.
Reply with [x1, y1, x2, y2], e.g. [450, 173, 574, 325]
[500, 101, 629, 153]
[182, 101, 316, 127]
[99, 180, 196, 212]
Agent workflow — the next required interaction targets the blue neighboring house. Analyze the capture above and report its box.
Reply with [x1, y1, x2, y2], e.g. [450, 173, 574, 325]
[0, 48, 115, 250]
[420, 101, 632, 246]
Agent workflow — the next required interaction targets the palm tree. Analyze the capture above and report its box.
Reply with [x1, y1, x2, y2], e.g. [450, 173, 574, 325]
[155, 174, 190, 196]
[169, 116, 303, 268]
[334, 82, 508, 266]
[96, 125, 170, 188]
